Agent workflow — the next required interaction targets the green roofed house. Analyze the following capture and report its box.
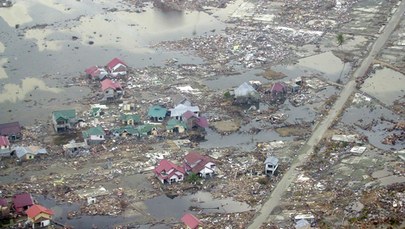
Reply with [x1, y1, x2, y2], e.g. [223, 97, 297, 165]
[166, 119, 187, 134]
[52, 109, 76, 133]
[111, 126, 138, 137]
[82, 126, 105, 145]
[137, 124, 157, 137]
[148, 105, 167, 122]
[120, 113, 141, 125]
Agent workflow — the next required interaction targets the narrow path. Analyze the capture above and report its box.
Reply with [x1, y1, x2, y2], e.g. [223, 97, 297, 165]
[248, 2, 405, 228]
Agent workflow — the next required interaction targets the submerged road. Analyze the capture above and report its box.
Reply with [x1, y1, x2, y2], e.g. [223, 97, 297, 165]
[248, 1, 405, 228]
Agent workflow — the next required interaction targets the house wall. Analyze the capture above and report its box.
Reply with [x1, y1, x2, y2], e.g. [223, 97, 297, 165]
[0, 145, 10, 149]
[24, 153, 35, 160]
[31, 212, 52, 222]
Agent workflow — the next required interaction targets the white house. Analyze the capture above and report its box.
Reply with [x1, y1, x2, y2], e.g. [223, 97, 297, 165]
[264, 156, 279, 176]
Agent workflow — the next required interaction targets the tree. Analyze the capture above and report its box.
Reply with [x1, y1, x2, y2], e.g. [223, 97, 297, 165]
[186, 172, 201, 183]
[336, 33, 345, 84]
[336, 33, 344, 47]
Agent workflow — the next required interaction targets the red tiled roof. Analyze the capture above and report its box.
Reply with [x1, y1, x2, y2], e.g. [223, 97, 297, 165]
[101, 79, 122, 91]
[181, 213, 201, 229]
[0, 122, 21, 136]
[184, 152, 214, 174]
[26, 204, 54, 219]
[13, 193, 33, 208]
[196, 117, 209, 128]
[0, 198, 7, 207]
[85, 66, 98, 75]
[154, 159, 184, 180]
[271, 82, 286, 92]
[182, 110, 195, 120]
[0, 136, 10, 147]
[106, 58, 127, 71]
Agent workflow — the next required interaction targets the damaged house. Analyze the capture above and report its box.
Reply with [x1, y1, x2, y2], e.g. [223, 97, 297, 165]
[0, 121, 22, 142]
[234, 82, 260, 104]
[14, 146, 48, 161]
[120, 113, 141, 126]
[85, 65, 108, 80]
[183, 152, 216, 178]
[169, 103, 200, 120]
[106, 57, 127, 77]
[52, 109, 76, 133]
[182, 111, 209, 139]
[100, 79, 123, 101]
[166, 119, 187, 134]
[264, 156, 279, 176]
[12, 193, 34, 214]
[154, 159, 185, 184]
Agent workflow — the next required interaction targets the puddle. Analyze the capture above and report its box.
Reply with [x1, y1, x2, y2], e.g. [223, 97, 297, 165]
[200, 128, 293, 151]
[340, 104, 405, 150]
[144, 191, 252, 220]
[203, 69, 267, 90]
[35, 195, 136, 228]
[272, 51, 352, 83]
[361, 68, 405, 105]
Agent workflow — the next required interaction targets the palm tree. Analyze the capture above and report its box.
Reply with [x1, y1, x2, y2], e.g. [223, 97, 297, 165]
[336, 33, 344, 47]
[336, 33, 345, 83]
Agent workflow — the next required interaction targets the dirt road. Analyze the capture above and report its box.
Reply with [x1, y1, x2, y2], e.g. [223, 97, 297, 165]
[247, 1, 405, 228]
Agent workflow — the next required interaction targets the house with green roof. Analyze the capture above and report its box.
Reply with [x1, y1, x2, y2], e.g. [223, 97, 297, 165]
[111, 126, 138, 137]
[82, 126, 106, 145]
[137, 124, 158, 137]
[166, 119, 187, 134]
[52, 109, 76, 133]
[148, 105, 167, 122]
[120, 113, 141, 125]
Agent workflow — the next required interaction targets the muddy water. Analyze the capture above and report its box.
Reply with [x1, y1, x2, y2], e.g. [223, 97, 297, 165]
[340, 104, 405, 150]
[272, 51, 352, 83]
[203, 69, 267, 90]
[361, 67, 405, 105]
[144, 191, 252, 220]
[0, 0, 225, 125]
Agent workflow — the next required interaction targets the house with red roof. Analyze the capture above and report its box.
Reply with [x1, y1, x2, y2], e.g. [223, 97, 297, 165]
[100, 79, 123, 101]
[154, 159, 185, 184]
[12, 193, 34, 214]
[0, 136, 10, 150]
[106, 57, 127, 77]
[0, 121, 22, 142]
[271, 82, 287, 99]
[26, 204, 54, 228]
[181, 213, 202, 229]
[182, 111, 209, 130]
[184, 152, 216, 178]
[85, 65, 108, 80]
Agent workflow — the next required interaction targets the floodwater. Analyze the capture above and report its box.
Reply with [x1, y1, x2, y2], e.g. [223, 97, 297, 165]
[361, 67, 405, 105]
[0, 0, 224, 125]
[340, 103, 405, 150]
[272, 51, 352, 83]
[36, 195, 136, 228]
[203, 69, 268, 90]
[144, 191, 252, 220]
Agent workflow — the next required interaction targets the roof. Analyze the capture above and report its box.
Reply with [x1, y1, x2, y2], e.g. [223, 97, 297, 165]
[26, 204, 54, 219]
[0, 136, 10, 146]
[85, 66, 98, 75]
[137, 124, 155, 134]
[167, 119, 187, 130]
[148, 105, 167, 118]
[82, 126, 105, 138]
[15, 146, 47, 159]
[120, 113, 141, 123]
[52, 109, 76, 120]
[234, 82, 258, 98]
[112, 126, 138, 135]
[181, 213, 201, 229]
[169, 104, 200, 117]
[264, 156, 278, 165]
[0, 198, 7, 207]
[295, 219, 311, 229]
[13, 193, 34, 208]
[182, 110, 196, 120]
[106, 58, 127, 71]
[196, 117, 209, 128]
[101, 79, 122, 91]
[271, 82, 287, 93]
[184, 152, 214, 174]
[0, 122, 21, 135]
[154, 159, 185, 177]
